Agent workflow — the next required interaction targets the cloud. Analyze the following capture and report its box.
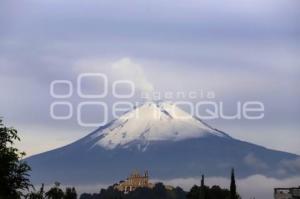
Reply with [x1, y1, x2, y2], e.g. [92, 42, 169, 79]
[111, 57, 154, 93]
[154, 175, 300, 199]
[73, 57, 155, 96]
[65, 175, 300, 199]
[280, 158, 300, 173]
[243, 153, 268, 169]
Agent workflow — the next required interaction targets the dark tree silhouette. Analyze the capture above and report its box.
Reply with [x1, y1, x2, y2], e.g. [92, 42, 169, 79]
[187, 178, 232, 199]
[80, 183, 185, 199]
[0, 118, 32, 199]
[64, 187, 77, 199]
[26, 184, 45, 199]
[46, 182, 65, 199]
[230, 168, 237, 199]
[200, 175, 206, 199]
[186, 185, 200, 199]
[201, 175, 204, 187]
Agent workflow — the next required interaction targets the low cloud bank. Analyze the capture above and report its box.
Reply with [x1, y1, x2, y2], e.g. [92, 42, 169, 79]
[45, 175, 300, 199]
[158, 175, 300, 199]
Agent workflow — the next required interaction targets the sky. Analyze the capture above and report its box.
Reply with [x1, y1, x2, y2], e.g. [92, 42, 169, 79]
[1, 1, 300, 198]
[0, 0, 299, 161]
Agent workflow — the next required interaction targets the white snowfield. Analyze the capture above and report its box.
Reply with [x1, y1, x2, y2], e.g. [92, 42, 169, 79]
[90, 101, 227, 150]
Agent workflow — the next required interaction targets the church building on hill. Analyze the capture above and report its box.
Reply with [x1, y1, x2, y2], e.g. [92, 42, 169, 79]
[115, 170, 154, 193]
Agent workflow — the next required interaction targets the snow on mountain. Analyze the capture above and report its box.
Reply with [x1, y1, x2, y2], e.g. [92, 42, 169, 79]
[88, 101, 229, 150]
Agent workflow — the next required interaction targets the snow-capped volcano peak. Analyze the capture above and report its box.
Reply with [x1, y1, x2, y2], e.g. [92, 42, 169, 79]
[89, 101, 229, 150]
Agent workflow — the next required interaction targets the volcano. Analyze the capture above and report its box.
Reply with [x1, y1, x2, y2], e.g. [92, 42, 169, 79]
[27, 101, 299, 184]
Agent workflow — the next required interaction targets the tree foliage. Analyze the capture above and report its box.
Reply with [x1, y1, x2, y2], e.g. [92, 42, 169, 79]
[26, 184, 45, 199]
[0, 118, 32, 198]
[26, 183, 77, 199]
[64, 187, 77, 199]
[45, 182, 65, 199]
[80, 183, 185, 199]
[230, 168, 237, 199]
[187, 184, 231, 199]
